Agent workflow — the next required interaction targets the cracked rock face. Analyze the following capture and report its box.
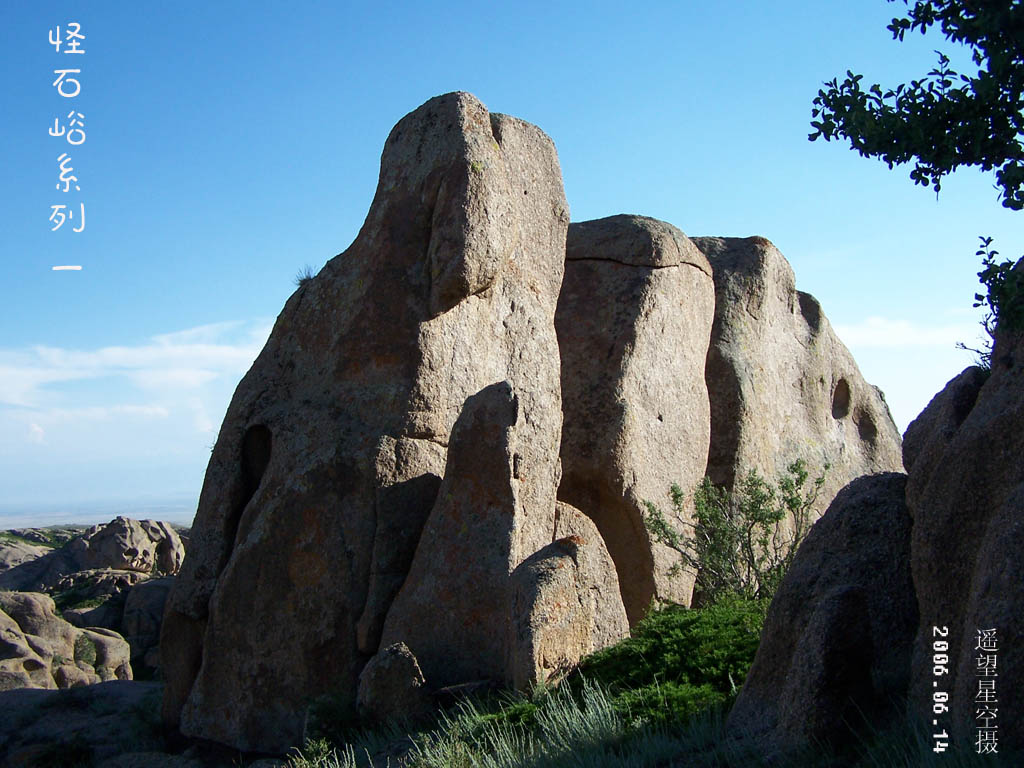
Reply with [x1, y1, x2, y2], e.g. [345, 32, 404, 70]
[160, 92, 568, 754]
[555, 215, 715, 621]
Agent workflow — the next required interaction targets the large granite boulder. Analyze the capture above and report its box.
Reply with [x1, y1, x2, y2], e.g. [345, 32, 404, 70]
[906, 316, 1024, 751]
[0, 591, 132, 691]
[726, 473, 916, 756]
[556, 215, 715, 621]
[691, 236, 904, 517]
[0, 518, 184, 593]
[508, 502, 629, 690]
[162, 92, 568, 753]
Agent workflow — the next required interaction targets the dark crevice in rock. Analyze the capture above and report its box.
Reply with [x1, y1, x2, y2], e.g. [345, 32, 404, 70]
[704, 342, 744, 490]
[222, 425, 272, 568]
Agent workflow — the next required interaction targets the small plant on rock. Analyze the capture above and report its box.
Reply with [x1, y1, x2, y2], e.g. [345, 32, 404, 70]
[295, 264, 318, 288]
[644, 459, 827, 606]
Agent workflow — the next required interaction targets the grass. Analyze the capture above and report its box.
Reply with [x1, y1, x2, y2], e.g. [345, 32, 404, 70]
[295, 264, 318, 288]
[287, 685, 1023, 768]
[572, 595, 765, 729]
[0, 529, 59, 549]
[286, 596, 1023, 768]
[52, 585, 111, 613]
[287, 600, 767, 768]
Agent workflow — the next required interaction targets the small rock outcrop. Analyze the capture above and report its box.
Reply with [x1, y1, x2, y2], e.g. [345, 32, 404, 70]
[726, 473, 916, 755]
[556, 215, 715, 620]
[163, 92, 568, 753]
[508, 503, 629, 690]
[356, 642, 432, 724]
[0, 591, 132, 691]
[692, 236, 904, 514]
[121, 577, 175, 676]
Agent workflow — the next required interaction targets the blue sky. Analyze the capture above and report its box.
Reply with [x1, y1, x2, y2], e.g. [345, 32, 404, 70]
[2, 2, 1021, 522]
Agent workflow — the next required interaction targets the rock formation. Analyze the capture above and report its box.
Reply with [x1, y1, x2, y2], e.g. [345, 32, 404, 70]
[155, 92, 907, 757]
[728, 302, 1024, 757]
[162, 92, 569, 753]
[0, 517, 185, 593]
[905, 318, 1024, 752]
[726, 473, 917, 755]
[556, 215, 715, 621]
[379, 381, 555, 688]
[0, 538, 49, 574]
[0, 681, 164, 765]
[692, 236, 903, 513]
[0, 591, 132, 691]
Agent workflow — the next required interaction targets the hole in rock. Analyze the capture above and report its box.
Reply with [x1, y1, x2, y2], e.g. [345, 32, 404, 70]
[832, 379, 851, 419]
[855, 408, 878, 443]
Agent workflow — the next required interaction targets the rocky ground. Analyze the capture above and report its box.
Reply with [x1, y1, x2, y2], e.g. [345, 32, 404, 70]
[0, 518, 228, 766]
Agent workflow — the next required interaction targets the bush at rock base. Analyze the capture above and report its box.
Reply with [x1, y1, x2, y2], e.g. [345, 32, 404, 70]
[644, 459, 827, 605]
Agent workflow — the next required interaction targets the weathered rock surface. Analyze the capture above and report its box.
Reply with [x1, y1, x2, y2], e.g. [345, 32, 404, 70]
[0, 538, 49, 574]
[122, 577, 175, 676]
[508, 502, 629, 689]
[7, 526, 86, 547]
[727, 473, 916, 756]
[556, 215, 715, 621]
[692, 236, 904, 517]
[356, 642, 432, 724]
[163, 91, 568, 753]
[0, 517, 184, 592]
[60, 575, 174, 679]
[0, 591, 132, 691]
[906, 317, 1024, 751]
[0, 681, 164, 766]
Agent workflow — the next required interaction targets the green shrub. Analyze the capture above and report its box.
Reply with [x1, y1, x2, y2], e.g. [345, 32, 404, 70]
[52, 586, 110, 613]
[644, 459, 827, 605]
[573, 596, 764, 728]
[73, 634, 98, 668]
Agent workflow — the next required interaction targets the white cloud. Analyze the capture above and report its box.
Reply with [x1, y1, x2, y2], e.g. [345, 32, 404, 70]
[28, 423, 46, 444]
[0, 319, 271, 461]
[833, 315, 980, 349]
[0, 320, 272, 409]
